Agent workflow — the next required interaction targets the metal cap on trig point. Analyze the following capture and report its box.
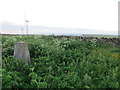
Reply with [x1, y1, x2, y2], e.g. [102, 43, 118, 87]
[14, 41, 30, 65]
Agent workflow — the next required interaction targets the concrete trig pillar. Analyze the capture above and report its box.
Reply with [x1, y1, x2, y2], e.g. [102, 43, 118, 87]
[14, 42, 30, 65]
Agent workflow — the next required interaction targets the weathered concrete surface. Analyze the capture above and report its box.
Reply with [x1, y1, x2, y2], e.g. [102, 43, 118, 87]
[14, 42, 30, 64]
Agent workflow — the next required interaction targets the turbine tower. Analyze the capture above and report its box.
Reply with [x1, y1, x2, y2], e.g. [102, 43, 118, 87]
[24, 12, 29, 35]
[25, 19, 29, 35]
[21, 26, 24, 35]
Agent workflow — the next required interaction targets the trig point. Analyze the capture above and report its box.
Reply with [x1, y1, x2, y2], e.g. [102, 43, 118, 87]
[14, 42, 30, 64]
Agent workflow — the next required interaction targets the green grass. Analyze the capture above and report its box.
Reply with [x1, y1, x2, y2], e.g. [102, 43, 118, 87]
[82, 34, 118, 38]
[2, 35, 119, 88]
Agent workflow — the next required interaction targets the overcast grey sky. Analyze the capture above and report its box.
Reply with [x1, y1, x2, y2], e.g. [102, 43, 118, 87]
[0, 0, 119, 35]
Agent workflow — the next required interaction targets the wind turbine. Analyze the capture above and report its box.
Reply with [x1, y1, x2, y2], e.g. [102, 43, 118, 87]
[25, 19, 29, 35]
[24, 13, 29, 35]
[21, 26, 24, 35]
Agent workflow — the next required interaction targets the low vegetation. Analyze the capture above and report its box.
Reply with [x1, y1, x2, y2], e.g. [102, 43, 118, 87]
[2, 35, 119, 88]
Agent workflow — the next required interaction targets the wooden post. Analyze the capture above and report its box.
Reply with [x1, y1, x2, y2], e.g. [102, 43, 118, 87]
[14, 42, 30, 65]
[118, 2, 120, 48]
[118, 2, 120, 71]
[0, 34, 2, 90]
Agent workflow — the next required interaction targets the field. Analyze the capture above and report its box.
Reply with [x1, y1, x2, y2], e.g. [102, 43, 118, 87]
[1, 35, 120, 88]
[82, 34, 118, 38]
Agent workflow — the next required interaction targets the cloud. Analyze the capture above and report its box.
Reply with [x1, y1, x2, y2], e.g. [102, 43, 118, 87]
[1, 22, 22, 34]
[0, 22, 118, 35]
